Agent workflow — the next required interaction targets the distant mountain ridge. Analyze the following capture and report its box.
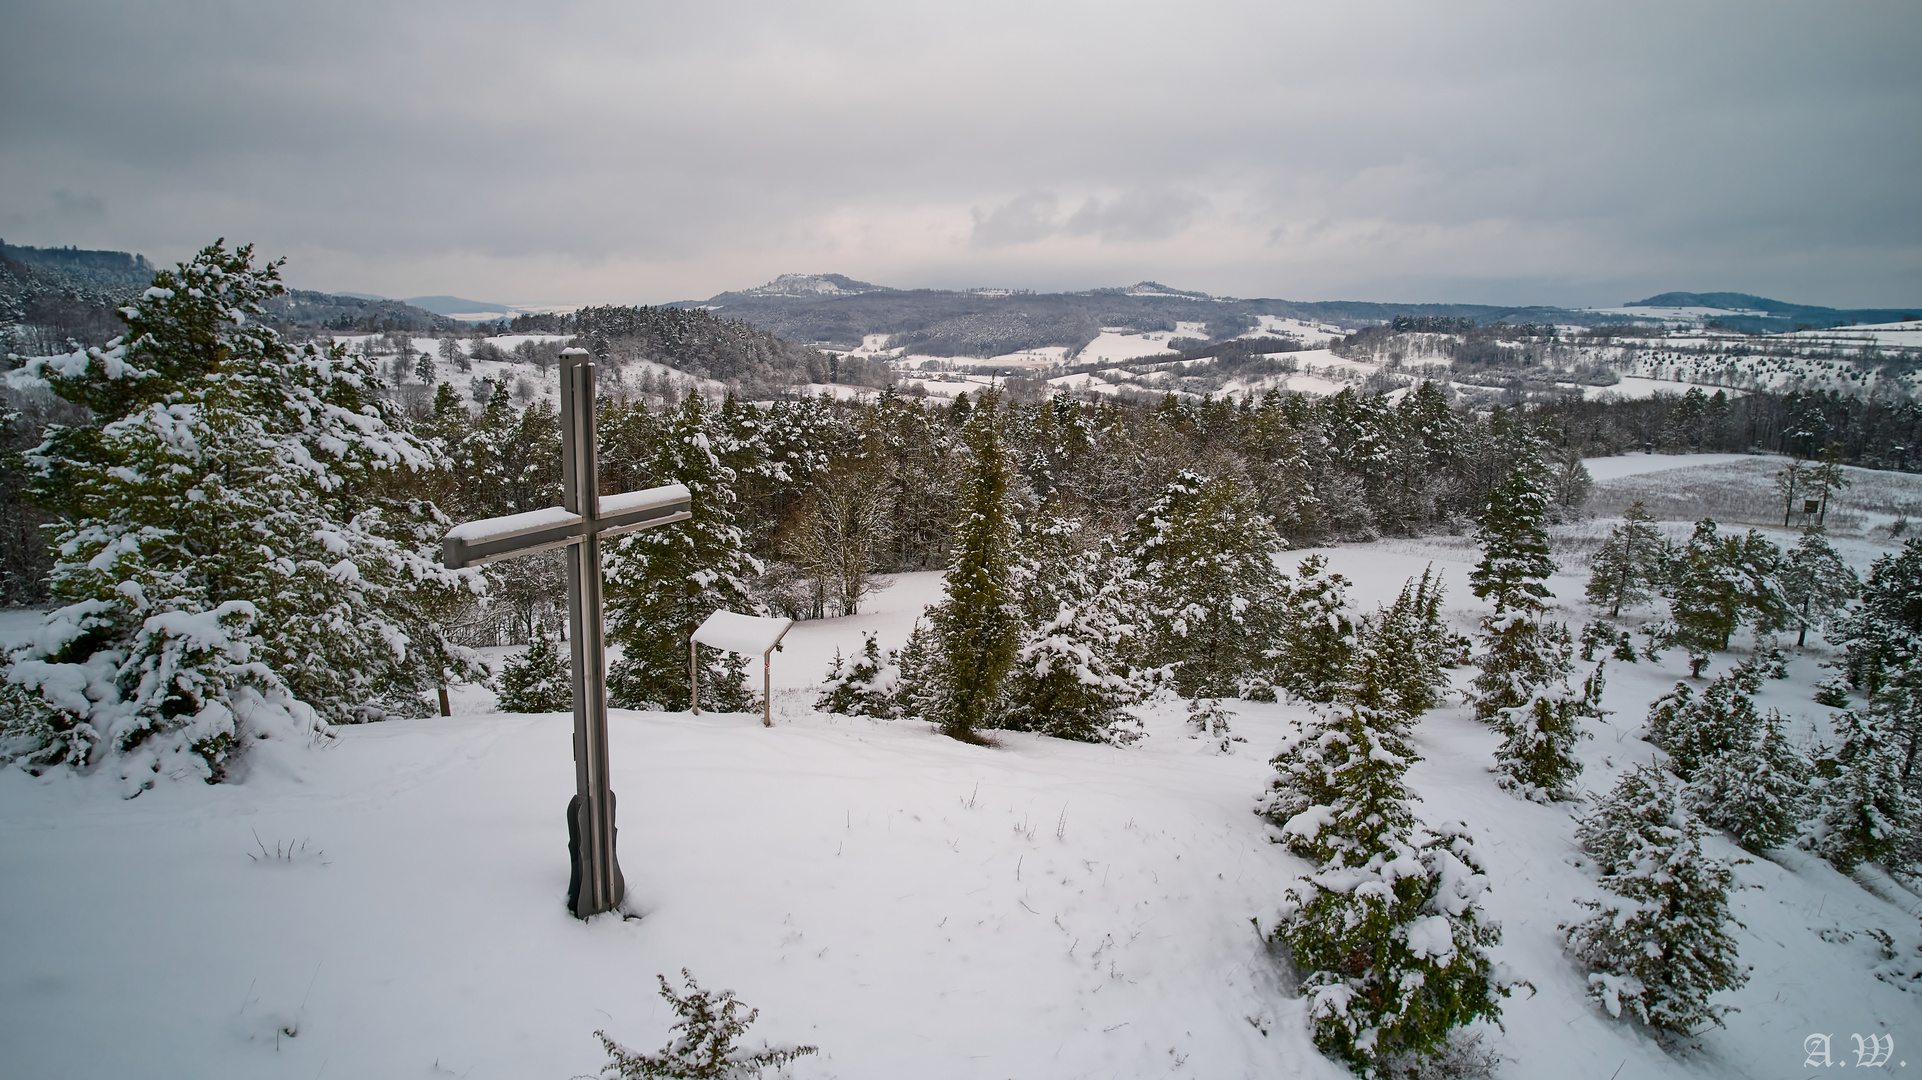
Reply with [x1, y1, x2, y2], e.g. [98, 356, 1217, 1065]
[1626, 291, 1914, 332]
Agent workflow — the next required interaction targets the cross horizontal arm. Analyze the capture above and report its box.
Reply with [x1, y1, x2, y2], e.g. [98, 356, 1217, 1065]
[441, 483, 692, 569]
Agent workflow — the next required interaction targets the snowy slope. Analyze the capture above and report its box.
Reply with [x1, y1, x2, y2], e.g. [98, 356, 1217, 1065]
[0, 539, 1918, 1079]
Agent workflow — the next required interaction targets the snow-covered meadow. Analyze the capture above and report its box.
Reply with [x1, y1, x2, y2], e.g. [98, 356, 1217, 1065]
[2, 465, 1918, 1079]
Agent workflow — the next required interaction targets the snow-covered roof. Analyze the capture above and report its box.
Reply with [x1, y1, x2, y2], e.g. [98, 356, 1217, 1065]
[692, 610, 793, 656]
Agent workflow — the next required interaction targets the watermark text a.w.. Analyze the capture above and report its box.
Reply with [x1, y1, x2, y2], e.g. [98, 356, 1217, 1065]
[1806, 1033, 1898, 1069]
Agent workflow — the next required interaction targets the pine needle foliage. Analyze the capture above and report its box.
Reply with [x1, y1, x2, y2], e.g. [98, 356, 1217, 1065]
[1469, 617, 1572, 723]
[1001, 521, 1147, 744]
[1562, 766, 1748, 1033]
[1814, 706, 1921, 873]
[1645, 662, 1765, 781]
[496, 628, 572, 713]
[1271, 554, 1358, 703]
[1686, 710, 1810, 853]
[1343, 567, 1460, 719]
[595, 969, 817, 1080]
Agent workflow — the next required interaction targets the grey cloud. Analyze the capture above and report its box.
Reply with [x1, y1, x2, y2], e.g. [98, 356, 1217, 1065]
[1065, 190, 1203, 244]
[970, 192, 1059, 248]
[50, 190, 105, 220]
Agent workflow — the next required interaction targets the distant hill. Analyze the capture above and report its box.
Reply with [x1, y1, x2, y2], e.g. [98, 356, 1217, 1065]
[1626, 291, 1915, 332]
[673, 274, 1632, 355]
[402, 295, 514, 317]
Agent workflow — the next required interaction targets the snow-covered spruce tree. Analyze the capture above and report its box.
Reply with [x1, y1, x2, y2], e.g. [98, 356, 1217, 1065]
[1261, 703, 1515, 1074]
[1468, 466, 1557, 617]
[595, 968, 816, 1080]
[899, 393, 1019, 741]
[1562, 765, 1748, 1032]
[1585, 501, 1669, 617]
[5, 241, 480, 784]
[1130, 469, 1285, 700]
[1778, 528, 1858, 648]
[1687, 709, 1810, 853]
[1000, 516, 1146, 744]
[1813, 705, 1921, 873]
[607, 392, 759, 712]
[1468, 466, 1569, 724]
[1271, 554, 1357, 703]
[1493, 659, 1603, 803]
[1835, 537, 1922, 696]
[815, 632, 896, 718]
[1645, 662, 1764, 781]
[497, 626, 572, 713]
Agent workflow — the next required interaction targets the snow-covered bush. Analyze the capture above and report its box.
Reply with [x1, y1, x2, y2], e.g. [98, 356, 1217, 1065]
[1271, 554, 1357, 703]
[1492, 660, 1602, 803]
[1562, 766, 1748, 1032]
[1469, 617, 1572, 723]
[496, 629, 572, 713]
[4, 241, 481, 784]
[594, 968, 816, 1079]
[1645, 663, 1764, 781]
[816, 633, 896, 718]
[1584, 502, 1667, 617]
[1686, 710, 1810, 852]
[1263, 704, 1516, 1074]
[1344, 568, 1461, 719]
[1812, 706, 1921, 873]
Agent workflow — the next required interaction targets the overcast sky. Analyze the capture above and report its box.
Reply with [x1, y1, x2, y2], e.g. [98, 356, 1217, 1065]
[3, 0, 1917, 309]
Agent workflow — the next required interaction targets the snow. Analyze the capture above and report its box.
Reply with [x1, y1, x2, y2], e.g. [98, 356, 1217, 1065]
[692, 610, 793, 656]
[1579, 452, 1758, 481]
[601, 484, 694, 519]
[1, 541, 1919, 1078]
[1580, 376, 1745, 401]
[443, 504, 580, 544]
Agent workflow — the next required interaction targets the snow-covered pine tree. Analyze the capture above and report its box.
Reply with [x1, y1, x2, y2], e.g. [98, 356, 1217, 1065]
[1645, 662, 1764, 781]
[5, 241, 480, 784]
[1687, 709, 1810, 852]
[606, 392, 759, 712]
[1492, 659, 1602, 802]
[1468, 466, 1556, 617]
[1778, 528, 1858, 648]
[1000, 516, 1146, 744]
[496, 627, 572, 713]
[1130, 469, 1285, 700]
[1261, 702, 1515, 1073]
[816, 632, 896, 718]
[1562, 765, 1748, 1032]
[1585, 502, 1668, 617]
[1835, 537, 1922, 696]
[1270, 554, 1357, 703]
[1469, 618, 1573, 722]
[1813, 705, 1921, 873]
[901, 393, 1019, 741]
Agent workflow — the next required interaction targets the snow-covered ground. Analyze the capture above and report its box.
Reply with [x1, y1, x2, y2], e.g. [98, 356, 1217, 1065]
[2, 531, 1918, 1079]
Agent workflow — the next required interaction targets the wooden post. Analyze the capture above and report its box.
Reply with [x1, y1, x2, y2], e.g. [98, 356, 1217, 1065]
[763, 649, 773, 727]
[690, 638, 699, 716]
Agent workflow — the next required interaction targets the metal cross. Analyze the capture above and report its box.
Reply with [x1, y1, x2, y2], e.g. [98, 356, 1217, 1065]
[442, 347, 690, 919]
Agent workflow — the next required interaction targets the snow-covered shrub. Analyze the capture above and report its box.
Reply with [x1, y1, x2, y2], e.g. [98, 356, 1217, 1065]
[816, 633, 896, 718]
[1271, 554, 1357, 703]
[595, 968, 816, 1079]
[1686, 710, 1810, 852]
[1562, 766, 1748, 1032]
[497, 629, 572, 713]
[1469, 617, 1572, 722]
[1344, 568, 1459, 719]
[1492, 660, 1602, 802]
[1668, 519, 1788, 677]
[1645, 664, 1764, 781]
[5, 241, 481, 783]
[1812, 706, 1921, 873]
[1813, 677, 1851, 708]
[1263, 705, 1516, 1074]
[1578, 621, 1614, 663]
[1584, 502, 1667, 617]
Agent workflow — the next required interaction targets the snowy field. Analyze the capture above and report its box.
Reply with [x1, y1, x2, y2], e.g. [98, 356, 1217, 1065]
[2, 527, 1919, 1079]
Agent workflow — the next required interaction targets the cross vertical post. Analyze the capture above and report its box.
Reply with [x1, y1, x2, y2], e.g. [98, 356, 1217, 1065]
[441, 347, 690, 920]
[560, 348, 620, 920]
